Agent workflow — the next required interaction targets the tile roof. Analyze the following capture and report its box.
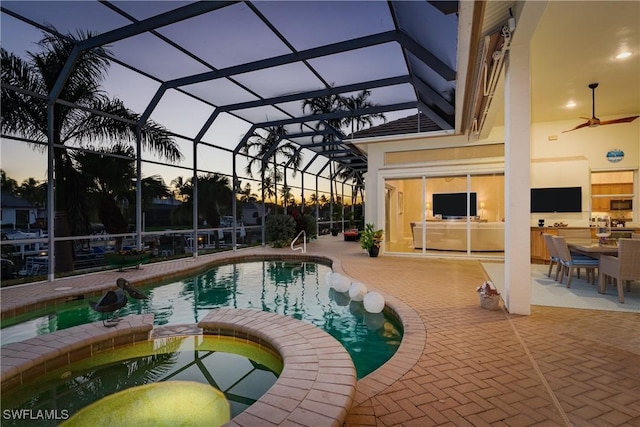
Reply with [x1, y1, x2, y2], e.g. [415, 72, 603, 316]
[1, 192, 36, 209]
[349, 113, 441, 139]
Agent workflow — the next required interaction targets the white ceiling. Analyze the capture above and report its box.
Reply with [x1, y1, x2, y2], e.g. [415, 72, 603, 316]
[492, 1, 639, 127]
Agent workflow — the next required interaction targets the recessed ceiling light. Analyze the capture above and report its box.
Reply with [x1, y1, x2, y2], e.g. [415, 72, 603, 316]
[616, 51, 632, 60]
[566, 101, 576, 108]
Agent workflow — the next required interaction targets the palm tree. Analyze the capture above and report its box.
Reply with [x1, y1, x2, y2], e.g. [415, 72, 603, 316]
[197, 173, 232, 231]
[303, 90, 383, 222]
[280, 185, 293, 214]
[171, 173, 232, 248]
[139, 175, 171, 207]
[343, 90, 387, 133]
[307, 192, 319, 208]
[72, 144, 136, 251]
[241, 125, 302, 214]
[239, 182, 258, 202]
[259, 175, 276, 205]
[1, 170, 19, 195]
[302, 93, 348, 226]
[18, 178, 47, 209]
[170, 176, 188, 201]
[1, 29, 182, 272]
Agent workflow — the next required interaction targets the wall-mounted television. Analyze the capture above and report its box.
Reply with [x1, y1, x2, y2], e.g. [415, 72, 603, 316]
[433, 192, 477, 218]
[530, 186, 582, 213]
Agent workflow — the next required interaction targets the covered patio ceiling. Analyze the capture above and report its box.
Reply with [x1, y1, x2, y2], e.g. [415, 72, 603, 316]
[1, 0, 477, 174]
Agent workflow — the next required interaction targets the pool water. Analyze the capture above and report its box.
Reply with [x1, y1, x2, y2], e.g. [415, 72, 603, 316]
[1, 335, 282, 427]
[1, 261, 402, 378]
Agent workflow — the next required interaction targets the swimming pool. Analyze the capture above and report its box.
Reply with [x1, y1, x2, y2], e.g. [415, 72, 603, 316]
[1, 335, 282, 427]
[1, 260, 402, 378]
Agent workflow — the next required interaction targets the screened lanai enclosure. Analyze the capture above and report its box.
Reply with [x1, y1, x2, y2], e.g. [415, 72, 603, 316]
[1, 1, 472, 282]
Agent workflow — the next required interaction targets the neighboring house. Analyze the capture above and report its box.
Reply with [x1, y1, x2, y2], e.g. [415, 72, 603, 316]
[0, 192, 38, 229]
[144, 197, 182, 228]
[241, 201, 270, 226]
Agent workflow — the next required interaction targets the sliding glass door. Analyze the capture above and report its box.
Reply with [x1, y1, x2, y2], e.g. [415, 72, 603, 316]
[384, 173, 504, 258]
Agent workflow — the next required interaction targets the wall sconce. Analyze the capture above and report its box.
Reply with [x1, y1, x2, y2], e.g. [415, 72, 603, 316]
[480, 202, 486, 218]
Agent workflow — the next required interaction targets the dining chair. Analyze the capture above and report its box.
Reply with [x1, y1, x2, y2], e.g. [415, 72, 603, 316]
[542, 234, 561, 279]
[552, 236, 599, 287]
[598, 238, 640, 303]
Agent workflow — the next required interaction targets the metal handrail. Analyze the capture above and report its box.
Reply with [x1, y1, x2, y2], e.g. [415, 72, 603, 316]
[291, 230, 306, 253]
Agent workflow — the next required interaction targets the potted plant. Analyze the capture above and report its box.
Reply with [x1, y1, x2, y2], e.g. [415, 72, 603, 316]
[360, 223, 383, 257]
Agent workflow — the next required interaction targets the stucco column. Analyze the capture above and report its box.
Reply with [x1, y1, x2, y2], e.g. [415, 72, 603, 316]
[504, 41, 531, 315]
[504, 38, 535, 314]
[503, 1, 547, 315]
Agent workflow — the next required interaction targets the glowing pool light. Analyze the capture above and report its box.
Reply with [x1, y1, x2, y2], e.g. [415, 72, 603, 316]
[62, 381, 230, 427]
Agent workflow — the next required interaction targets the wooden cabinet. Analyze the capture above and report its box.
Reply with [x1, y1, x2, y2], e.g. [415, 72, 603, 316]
[591, 183, 633, 212]
[530, 226, 638, 261]
[530, 228, 558, 262]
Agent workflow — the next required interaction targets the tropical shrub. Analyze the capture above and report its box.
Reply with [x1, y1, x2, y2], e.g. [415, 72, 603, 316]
[290, 209, 317, 240]
[266, 214, 296, 247]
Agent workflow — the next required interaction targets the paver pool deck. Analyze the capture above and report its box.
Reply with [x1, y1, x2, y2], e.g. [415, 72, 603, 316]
[1, 235, 639, 426]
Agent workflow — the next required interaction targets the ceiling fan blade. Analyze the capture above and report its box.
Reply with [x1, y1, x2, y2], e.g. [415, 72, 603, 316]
[599, 116, 639, 126]
[562, 121, 590, 133]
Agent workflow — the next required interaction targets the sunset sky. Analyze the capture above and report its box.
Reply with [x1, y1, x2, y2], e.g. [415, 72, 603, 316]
[1, 1, 453, 198]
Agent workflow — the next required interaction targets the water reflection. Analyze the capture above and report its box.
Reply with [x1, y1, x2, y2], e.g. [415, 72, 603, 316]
[2, 261, 401, 378]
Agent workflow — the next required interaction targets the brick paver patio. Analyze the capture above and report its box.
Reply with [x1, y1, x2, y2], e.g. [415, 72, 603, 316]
[1, 235, 638, 426]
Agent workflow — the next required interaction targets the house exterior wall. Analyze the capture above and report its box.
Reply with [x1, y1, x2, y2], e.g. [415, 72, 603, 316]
[360, 118, 639, 233]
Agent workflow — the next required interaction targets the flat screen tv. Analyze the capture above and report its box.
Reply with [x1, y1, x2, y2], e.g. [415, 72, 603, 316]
[530, 187, 582, 213]
[433, 192, 477, 218]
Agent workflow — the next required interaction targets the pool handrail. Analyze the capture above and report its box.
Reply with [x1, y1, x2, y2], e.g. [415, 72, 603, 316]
[291, 230, 306, 253]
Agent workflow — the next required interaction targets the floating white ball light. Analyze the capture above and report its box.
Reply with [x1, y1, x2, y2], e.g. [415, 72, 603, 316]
[349, 282, 368, 301]
[363, 291, 385, 313]
[325, 272, 334, 288]
[332, 273, 351, 293]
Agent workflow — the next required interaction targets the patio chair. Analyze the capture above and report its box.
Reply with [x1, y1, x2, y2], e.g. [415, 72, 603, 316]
[542, 234, 561, 280]
[552, 236, 599, 288]
[18, 264, 40, 277]
[598, 238, 640, 303]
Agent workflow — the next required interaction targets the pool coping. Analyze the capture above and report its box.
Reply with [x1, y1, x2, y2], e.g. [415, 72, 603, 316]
[0, 314, 154, 389]
[199, 308, 356, 427]
[0, 250, 427, 419]
[0, 309, 357, 427]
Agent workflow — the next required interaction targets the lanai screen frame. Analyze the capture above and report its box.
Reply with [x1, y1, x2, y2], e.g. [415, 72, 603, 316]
[0, 1, 467, 281]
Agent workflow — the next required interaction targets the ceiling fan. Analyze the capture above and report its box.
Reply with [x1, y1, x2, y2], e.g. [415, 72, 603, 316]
[562, 83, 639, 133]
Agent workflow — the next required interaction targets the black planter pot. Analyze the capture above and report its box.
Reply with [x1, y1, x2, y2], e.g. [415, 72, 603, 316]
[368, 245, 380, 257]
[331, 229, 340, 236]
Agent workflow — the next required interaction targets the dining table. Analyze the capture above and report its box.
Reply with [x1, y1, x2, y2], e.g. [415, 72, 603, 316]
[567, 239, 619, 259]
